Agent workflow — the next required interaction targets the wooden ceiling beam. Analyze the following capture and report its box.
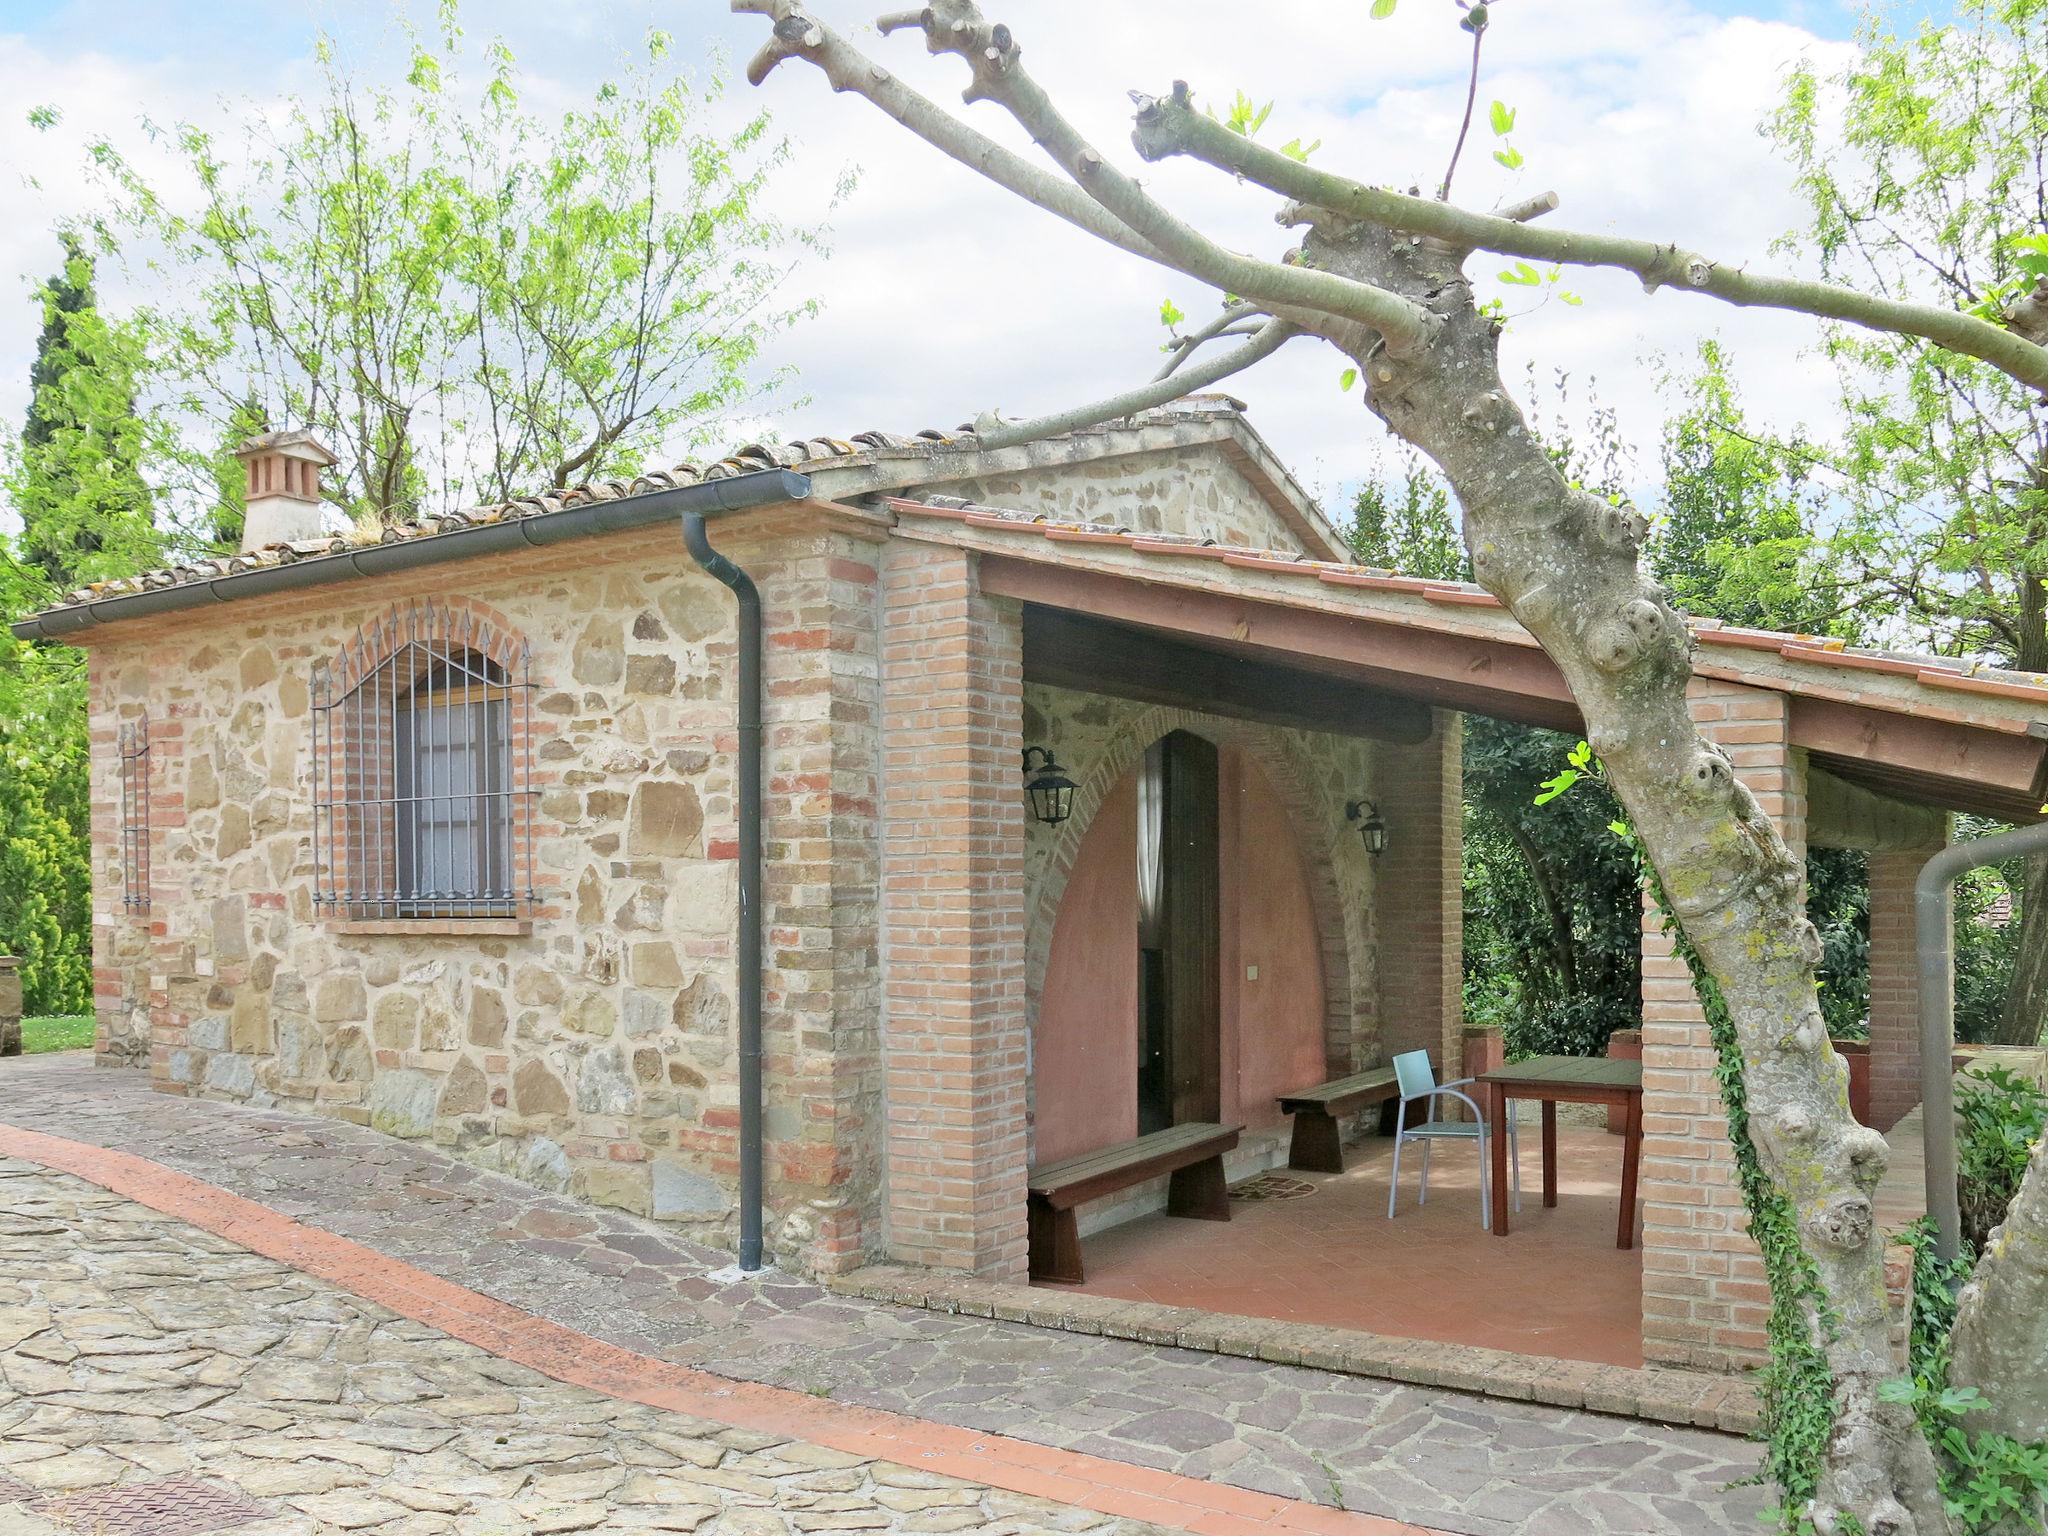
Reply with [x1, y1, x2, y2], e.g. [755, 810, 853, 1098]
[1022, 607, 1435, 744]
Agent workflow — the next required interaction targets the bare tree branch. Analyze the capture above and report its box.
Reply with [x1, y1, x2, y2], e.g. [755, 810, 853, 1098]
[1438, 17, 1486, 202]
[1154, 301, 1268, 381]
[873, 0, 1438, 352]
[972, 317, 1299, 451]
[734, 0, 1169, 267]
[1497, 190, 1561, 224]
[1130, 84, 2048, 394]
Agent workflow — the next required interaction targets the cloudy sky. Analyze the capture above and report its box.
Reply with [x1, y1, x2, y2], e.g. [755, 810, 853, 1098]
[0, 0, 1948, 516]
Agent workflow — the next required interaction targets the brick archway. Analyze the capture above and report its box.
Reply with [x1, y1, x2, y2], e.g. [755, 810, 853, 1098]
[1023, 703, 1372, 1089]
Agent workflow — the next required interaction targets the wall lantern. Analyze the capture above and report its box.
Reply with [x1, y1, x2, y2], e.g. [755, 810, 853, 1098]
[1022, 746, 1078, 825]
[1346, 798, 1389, 857]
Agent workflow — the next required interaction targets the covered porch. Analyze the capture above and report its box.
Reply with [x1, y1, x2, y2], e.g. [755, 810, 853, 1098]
[869, 490, 2048, 1378]
[1076, 1117, 1645, 1367]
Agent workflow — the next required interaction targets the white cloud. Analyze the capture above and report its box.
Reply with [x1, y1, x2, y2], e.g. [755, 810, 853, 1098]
[705, 0, 1859, 509]
[0, 0, 1861, 524]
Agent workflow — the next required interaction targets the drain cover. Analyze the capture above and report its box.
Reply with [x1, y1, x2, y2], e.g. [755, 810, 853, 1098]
[34, 1477, 269, 1536]
[0, 1471, 37, 1504]
[1228, 1173, 1318, 1202]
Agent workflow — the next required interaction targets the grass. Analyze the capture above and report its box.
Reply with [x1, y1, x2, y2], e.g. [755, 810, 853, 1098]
[20, 1015, 94, 1053]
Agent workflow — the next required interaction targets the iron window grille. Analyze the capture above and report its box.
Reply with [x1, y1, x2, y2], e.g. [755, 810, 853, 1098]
[311, 603, 538, 921]
[118, 713, 150, 913]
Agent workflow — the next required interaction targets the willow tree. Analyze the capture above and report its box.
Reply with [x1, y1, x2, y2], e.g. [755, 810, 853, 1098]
[736, 2, 2048, 1529]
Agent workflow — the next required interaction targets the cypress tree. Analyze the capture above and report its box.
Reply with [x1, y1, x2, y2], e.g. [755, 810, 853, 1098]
[13, 234, 159, 594]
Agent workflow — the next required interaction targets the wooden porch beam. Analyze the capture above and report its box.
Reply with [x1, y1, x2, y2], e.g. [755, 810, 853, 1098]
[1790, 698, 2046, 804]
[983, 555, 1582, 730]
[1022, 608, 1435, 744]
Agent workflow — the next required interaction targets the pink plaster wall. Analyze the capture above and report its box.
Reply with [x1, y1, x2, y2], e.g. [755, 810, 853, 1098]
[1034, 744, 1329, 1159]
[1034, 773, 1140, 1164]
[1224, 750, 1328, 1130]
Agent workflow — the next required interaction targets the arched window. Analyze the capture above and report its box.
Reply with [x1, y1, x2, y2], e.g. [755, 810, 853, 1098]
[312, 603, 535, 923]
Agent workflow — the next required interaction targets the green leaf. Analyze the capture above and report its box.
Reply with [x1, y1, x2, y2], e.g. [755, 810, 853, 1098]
[1222, 90, 1274, 139]
[1339, 367, 1358, 392]
[1606, 819, 1631, 838]
[1560, 291, 1584, 306]
[1370, 0, 1398, 17]
[1488, 100, 1515, 137]
[1497, 260, 1541, 286]
[1279, 136, 1322, 163]
[1493, 145, 1525, 171]
[1159, 298, 1186, 330]
[1532, 767, 1580, 805]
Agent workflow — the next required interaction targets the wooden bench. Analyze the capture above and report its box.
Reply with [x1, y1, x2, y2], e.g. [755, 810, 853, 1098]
[1278, 1066, 1403, 1174]
[1026, 1122, 1241, 1284]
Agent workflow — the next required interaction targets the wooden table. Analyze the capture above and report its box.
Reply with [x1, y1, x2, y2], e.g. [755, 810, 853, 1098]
[1475, 1056, 1643, 1249]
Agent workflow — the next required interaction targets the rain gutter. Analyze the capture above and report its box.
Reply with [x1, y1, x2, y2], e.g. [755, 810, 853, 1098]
[8, 469, 813, 641]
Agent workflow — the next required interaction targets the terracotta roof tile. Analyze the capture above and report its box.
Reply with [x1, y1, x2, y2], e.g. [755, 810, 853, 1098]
[888, 490, 2048, 712]
[54, 401, 1252, 611]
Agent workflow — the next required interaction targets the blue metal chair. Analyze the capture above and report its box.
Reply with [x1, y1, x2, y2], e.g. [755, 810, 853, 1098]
[1386, 1049, 1520, 1226]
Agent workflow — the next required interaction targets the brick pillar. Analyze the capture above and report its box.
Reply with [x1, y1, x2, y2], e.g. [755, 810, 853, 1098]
[1639, 680, 1804, 1371]
[1373, 712, 1463, 1076]
[878, 542, 1029, 1277]
[748, 524, 888, 1274]
[1868, 847, 1945, 1132]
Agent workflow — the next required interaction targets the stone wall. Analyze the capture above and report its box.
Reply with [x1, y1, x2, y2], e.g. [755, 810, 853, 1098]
[84, 512, 887, 1274]
[75, 445, 1441, 1282]
[88, 675, 153, 1067]
[936, 439, 1336, 557]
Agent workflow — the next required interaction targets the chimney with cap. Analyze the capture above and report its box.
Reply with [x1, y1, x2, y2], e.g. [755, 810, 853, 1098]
[235, 430, 338, 552]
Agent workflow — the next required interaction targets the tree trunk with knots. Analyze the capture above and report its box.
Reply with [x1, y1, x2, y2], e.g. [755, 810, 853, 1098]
[736, 4, 2048, 1529]
[1952, 1141, 2048, 1447]
[1246, 172, 1946, 1536]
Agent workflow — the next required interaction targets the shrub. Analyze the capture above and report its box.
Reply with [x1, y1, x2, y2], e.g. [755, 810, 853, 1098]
[1955, 1066, 2048, 1253]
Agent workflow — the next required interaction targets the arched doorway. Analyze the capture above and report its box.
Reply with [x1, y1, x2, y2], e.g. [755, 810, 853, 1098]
[1035, 731, 1327, 1164]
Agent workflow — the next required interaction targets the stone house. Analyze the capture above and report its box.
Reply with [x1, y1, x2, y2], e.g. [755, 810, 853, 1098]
[20, 398, 2048, 1375]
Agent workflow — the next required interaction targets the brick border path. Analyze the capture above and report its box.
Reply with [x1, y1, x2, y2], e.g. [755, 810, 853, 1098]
[0, 1059, 1770, 1536]
[0, 1122, 1432, 1536]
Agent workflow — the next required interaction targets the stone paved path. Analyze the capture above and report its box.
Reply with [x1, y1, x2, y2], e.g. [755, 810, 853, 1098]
[0, 1058, 1771, 1535]
[0, 1160, 1172, 1536]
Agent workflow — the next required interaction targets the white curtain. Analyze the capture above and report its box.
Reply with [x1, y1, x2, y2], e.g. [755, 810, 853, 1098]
[1136, 739, 1165, 949]
[396, 692, 510, 902]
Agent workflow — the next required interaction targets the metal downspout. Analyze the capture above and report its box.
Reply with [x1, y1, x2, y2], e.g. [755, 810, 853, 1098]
[680, 512, 766, 1273]
[1916, 820, 2048, 1261]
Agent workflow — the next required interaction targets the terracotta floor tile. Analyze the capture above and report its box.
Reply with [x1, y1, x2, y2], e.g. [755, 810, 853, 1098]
[1065, 1125, 1643, 1368]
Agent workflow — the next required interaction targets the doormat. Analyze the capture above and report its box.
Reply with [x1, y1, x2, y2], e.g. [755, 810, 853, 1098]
[1228, 1173, 1317, 1202]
